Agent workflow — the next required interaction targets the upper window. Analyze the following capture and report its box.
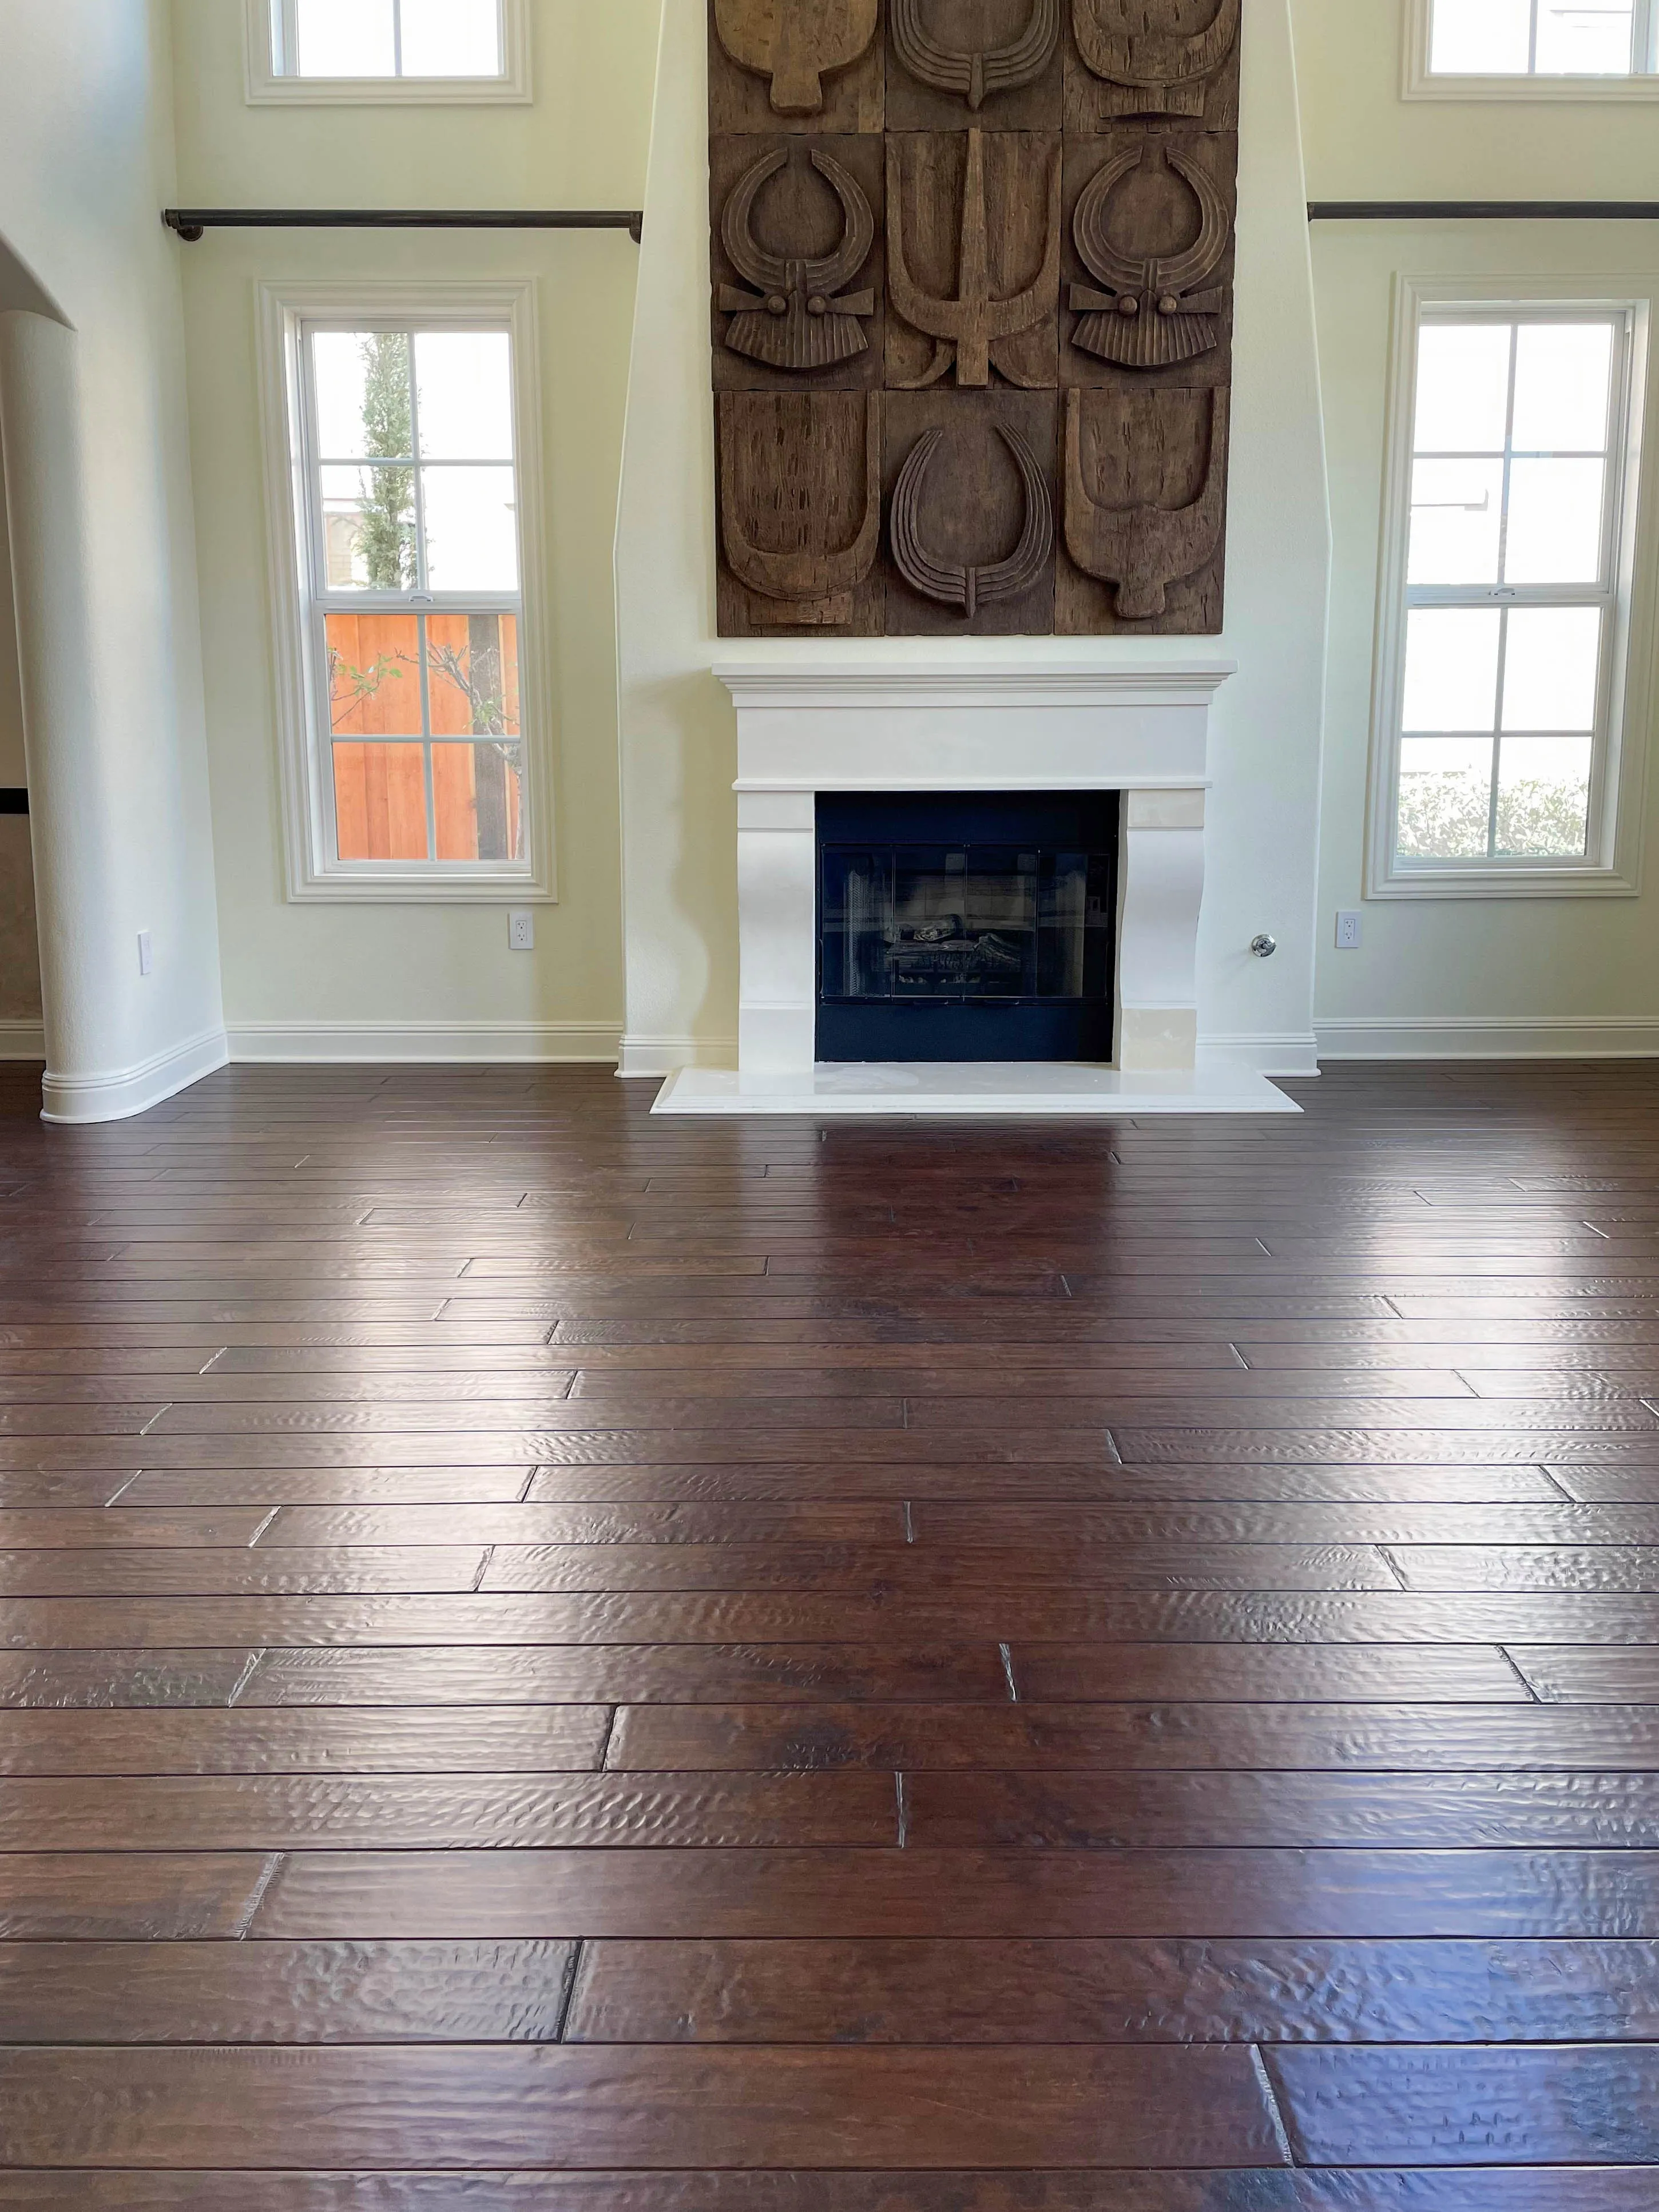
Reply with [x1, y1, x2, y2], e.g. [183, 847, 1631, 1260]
[1369, 289, 1654, 897]
[260, 284, 550, 900]
[248, 0, 530, 103]
[1412, 0, 1659, 91]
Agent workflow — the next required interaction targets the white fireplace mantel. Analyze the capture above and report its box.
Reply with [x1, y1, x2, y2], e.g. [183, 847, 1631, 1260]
[653, 659, 1298, 1118]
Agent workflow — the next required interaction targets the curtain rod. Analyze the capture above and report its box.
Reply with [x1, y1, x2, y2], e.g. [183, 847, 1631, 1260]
[1309, 200, 1659, 221]
[163, 208, 644, 243]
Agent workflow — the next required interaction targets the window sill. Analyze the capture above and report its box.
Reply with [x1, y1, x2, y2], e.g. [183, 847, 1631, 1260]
[1405, 71, 1659, 102]
[1368, 863, 1640, 900]
[246, 75, 531, 106]
[287, 873, 553, 906]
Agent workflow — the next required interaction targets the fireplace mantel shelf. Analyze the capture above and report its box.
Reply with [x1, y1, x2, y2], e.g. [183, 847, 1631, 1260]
[712, 661, 1238, 712]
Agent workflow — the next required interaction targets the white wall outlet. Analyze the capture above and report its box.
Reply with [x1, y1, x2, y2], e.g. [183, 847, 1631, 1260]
[137, 931, 154, 976]
[1335, 911, 1363, 950]
[508, 911, 535, 952]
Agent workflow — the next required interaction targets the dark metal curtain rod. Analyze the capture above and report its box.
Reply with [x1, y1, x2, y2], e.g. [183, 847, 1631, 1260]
[164, 208, 644, 243]
[1310, 200, 1659, 221]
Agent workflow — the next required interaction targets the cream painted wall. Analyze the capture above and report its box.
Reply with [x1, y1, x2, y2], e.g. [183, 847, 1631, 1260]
[0, 0, 221, 1081]
[614, 0, 1331, 1078]
[170, 0, 661, 1055]
[1292, 0, 1659, 1054]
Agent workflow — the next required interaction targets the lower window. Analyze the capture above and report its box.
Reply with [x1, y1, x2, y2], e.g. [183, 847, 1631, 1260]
[1370, 284, 1653, 897]
[261, 283, 549, 901]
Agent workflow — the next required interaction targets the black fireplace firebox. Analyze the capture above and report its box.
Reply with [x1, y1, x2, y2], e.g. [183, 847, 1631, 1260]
[817, 792, 1120, 1064]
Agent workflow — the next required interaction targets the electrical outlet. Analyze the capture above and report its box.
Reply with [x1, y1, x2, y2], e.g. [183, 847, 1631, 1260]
[1335, 911, 1363, 951]
[508, 911, 535, 952]
[137, 932, 154, 976]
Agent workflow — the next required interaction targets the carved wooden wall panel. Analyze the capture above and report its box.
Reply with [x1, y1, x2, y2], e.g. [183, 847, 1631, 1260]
[708, 0, 1240, 636]
[884, 391, 1058, 636]
[717, 392, 887, 637]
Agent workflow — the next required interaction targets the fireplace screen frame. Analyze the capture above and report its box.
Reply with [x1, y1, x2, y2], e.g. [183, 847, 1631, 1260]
[815, 791, 1121, 1065]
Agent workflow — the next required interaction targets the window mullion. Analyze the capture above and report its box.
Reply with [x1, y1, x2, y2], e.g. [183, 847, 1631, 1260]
[391, 0, 405, 79]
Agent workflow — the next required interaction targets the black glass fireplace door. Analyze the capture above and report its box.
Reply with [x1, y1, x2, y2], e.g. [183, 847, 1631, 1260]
[816, 792, 1119, 1064]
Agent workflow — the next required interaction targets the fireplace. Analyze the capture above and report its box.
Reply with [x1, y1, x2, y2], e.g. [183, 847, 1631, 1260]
[817, 792, 1119, 1063]
[648, 660, 1296, 1116]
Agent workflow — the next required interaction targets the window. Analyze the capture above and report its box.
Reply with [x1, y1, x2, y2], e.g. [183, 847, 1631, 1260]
[247, 0, 530, 103]
[1411, 0, 1659, 91]
[260, 284, 551, 900]
[1369, 285, 1654, 898]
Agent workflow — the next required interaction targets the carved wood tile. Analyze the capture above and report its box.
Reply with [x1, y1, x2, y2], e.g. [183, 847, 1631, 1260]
[709, 0, 886, 134]
[1055, 382, 1228, 634]
[717, 392, 887, 637]
[1060, 130, 1235, 391]
[711, 136, 886, 392]
[1065, 0, 1241, 134]
[884, 130, 1062, 392]
[886, 0, 1065, 132]
[883, 390, 1058, 636]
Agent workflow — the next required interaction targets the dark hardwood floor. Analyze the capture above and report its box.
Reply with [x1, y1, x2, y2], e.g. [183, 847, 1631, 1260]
[0, 1057, 1656, 2203]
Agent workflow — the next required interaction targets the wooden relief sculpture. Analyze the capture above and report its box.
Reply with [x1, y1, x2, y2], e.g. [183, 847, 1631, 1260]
[1071, 0, 1241, 118]
[891, 420, 1055, 616]
[1069, 140, 1228, 369]
[887, 130, 1062, 387]
[719, 145, 878, 372]
[890, 0, 1062, 111]
[708, 0, 1239, 635]
[1063, 384, 1227, 619]
[714, 0, 882, 116]
[719, 394, 884, 630]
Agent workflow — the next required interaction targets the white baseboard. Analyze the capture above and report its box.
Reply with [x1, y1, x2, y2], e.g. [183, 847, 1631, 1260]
[228, 1020, 622, 1064]
[1198, 1031, 1321, 1079]
[617, 1034, 740, 1078]
[0, 1020, 44, 1061]
[41, 1025, 229, 1125]
[1317, 1015, 1659, 1059]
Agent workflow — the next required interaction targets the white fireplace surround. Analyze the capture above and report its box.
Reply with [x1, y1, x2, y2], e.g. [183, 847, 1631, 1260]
[653, 661, 1299, 1117]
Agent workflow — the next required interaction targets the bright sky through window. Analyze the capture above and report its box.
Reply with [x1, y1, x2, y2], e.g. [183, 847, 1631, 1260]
[1430, 0, 1647, 75]
[288, 0, 503, 79]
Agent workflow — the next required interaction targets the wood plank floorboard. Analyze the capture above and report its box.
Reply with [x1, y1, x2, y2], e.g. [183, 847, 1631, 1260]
[0, 1062, 1656, 2187]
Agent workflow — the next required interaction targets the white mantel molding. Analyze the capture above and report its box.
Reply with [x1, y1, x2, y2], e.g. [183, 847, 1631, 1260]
[651, 656, 1293, 1118]
[712, 662, 1238, 713]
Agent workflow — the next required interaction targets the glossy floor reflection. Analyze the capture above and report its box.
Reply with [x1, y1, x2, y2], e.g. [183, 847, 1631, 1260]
[0, 1059, 1655, 2206]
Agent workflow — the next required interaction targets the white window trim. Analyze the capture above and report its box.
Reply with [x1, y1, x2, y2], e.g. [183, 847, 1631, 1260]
[245, 0, 532, 105]
[256, 278, 557, 904]
[1365, 275, 1657, 902]
[1406, 0, 1659, 98]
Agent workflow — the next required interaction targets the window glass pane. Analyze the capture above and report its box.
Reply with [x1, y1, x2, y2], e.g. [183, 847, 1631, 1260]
[1504, 458, 1608, 584]
[1415, 325, 1513, 453]
[1408, 458, 1503, 585]
[1502, 606, 1603, 730]
[293, 0, 396, 75]
[415, 333, 514, 462]
[1496, 735, 1593, 855]
[325, 613, 422, 734]
[399, 0, 503, 76]
[1430, 0, 1532, 72]
[425, 613, 521, 738]
[320, 465, 418, 590]
[1534, 2, 1636, 72]
[333, 743, 429, 861]
[1397, 736, 1495, 859]
[1512, 323, 1616, 450]
[422, 467, 519, 592]
[434, 744, 527, 861]
[1403, 606, 1502, 732]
